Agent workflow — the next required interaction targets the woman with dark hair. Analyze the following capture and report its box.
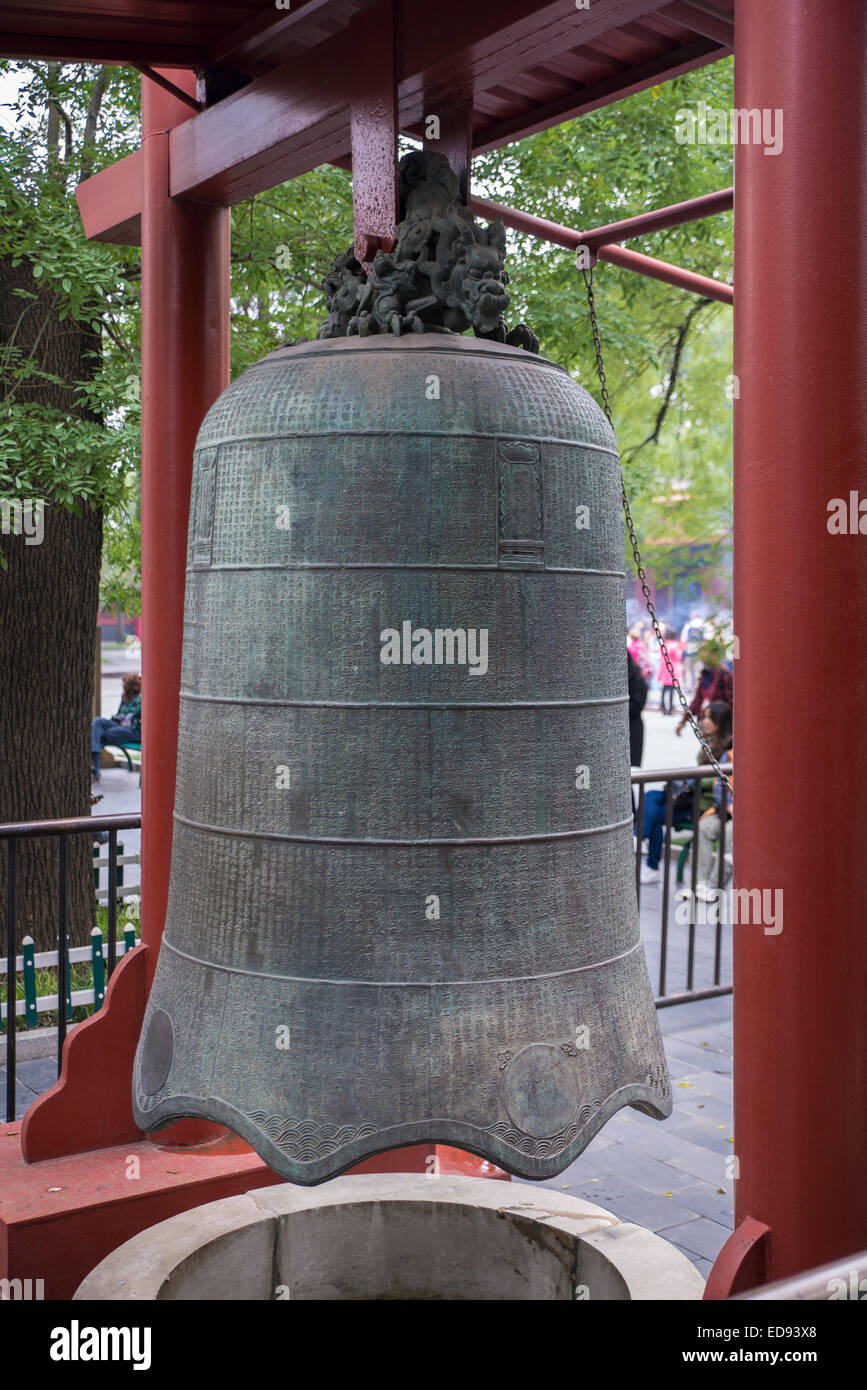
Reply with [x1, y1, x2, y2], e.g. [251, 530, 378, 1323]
[637, 701, 732, 885]
[91, 672, 142, 782]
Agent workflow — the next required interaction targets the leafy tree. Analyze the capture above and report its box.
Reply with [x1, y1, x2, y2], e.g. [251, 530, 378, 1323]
[0, 61, 140, 949]
[474, 58, 735, 602]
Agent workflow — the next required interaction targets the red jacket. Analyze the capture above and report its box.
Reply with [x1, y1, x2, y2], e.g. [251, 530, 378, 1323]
[689, 665, 733, 717]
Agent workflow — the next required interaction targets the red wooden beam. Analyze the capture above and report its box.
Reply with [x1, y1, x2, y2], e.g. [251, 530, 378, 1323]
[570, 186, 733, 249]
[207, 0, 357, 68]
[663, 0, 734, 47]
[472, 35, 728, 153]
[396, 0, 673, 123]
[600, 242, 732, 303]
[169, 32, 353, 203]
[423, 100, 474, 204]
[168, 0, 694, 206]
[75, 150, 142, 246]
[131, 64, 203, 112]
[350, 0, 399, 269]
[140, 69, 231, 1012]
[470, 194, 733, 303]
[0, 33, 203, 65]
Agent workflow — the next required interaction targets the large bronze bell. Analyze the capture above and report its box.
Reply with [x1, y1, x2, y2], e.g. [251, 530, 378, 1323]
[132, 327, 671, 1182]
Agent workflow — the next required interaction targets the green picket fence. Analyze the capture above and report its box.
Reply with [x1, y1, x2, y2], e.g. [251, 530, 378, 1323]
[0, 924, 139, 1030]
[93, 841, 143, 903]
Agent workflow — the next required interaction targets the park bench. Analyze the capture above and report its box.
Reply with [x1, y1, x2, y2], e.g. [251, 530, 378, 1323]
[111, 741, 141, 773]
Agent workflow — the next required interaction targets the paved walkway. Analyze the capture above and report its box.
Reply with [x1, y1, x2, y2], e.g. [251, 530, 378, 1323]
[519, 993, 734, 1279]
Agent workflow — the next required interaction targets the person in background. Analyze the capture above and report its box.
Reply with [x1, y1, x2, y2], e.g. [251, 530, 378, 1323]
[638, 702, 732, 884]
[91, 672, 141, 782]
[676, 639, 732, 735]
[628, 626, 653, 683]
[627, 650, 648, 823]
[657, 624, 684, 715]
[680, 610, 705, 698]
[695, 744, 734, 899]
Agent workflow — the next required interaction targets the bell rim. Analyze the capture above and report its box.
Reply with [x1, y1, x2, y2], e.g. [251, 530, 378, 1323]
[132, 1079, 672, 1186]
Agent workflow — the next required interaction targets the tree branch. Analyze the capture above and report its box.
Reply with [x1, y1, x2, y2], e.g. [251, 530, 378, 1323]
[622, 297, 714, 466]
[80, 67, 108, 182]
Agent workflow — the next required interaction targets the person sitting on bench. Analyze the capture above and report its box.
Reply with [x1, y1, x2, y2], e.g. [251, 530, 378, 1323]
[91, 673, 141, 782]
[637, 701, 732, 885]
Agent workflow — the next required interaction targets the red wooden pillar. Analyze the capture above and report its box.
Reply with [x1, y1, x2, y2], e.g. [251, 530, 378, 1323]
[424, 99, 474, 203]
[21, 71, 231, 1160]
[350, 0, 398, 270]
[708, 0, 867, 1295]
[141, 72, 231, 984]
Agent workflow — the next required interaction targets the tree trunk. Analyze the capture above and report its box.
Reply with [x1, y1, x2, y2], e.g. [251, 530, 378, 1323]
[0, 505, 102, 952]
[0, 247, 103, 953]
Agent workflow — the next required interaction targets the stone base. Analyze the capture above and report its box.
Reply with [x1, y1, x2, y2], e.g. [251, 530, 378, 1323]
[75, 1174, 705, 1301]
[0, 1125, 505, 1300]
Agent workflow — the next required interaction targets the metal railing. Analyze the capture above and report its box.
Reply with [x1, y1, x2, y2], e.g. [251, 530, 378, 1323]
[632, 764, 732, 1007]
[1, 769, 733, 1122]
[735, 1248, 867, 1300]
[1, 813, 140, 1123]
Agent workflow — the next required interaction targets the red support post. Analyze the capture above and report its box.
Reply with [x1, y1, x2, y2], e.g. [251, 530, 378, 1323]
[708, 0, 867, 1295]
[140, 70, 230, 988]
[425, 99, 474, 203]
[350, 0, 398, 270]
[20, 69, 231, 1162]
[469, 195, 733, 304]
[562, 186, 732, 252]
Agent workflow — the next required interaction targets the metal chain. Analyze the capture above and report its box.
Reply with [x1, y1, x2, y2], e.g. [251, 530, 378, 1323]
[581, 263, 733, 789]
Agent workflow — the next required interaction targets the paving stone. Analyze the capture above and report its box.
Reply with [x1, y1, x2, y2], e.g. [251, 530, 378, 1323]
[530, 1153, 612, 1188]
[673, 1093, 733, 1126]
[666, 1140, 732, 1186]
[602, 1120, 692, 1162]
[683, 1255, 715, 1280]
[16, 1056, 60, 1092]
[566, 1172, 696, 1223]
[669, 1122, 735, 1156]
[659, 1001, 732, 1033]
[656, 1216, 731, 1262]
[631, 1104, 702, 1133]
[595, 1142, 696, 1194]
[674, 1031, 732, 1058]
[666, 1180, 734, 1226]
[694, 1074, 734, 1099]
[0, 1071, 37, 1122]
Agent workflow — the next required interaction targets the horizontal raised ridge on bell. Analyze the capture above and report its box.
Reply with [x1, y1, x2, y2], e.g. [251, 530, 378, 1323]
[192, 426, 621, 457]
[185, 562, 628, 576]
[159, 934, 644, 989]
[171, 811, 635, 847]
[178, 692, 628, 709]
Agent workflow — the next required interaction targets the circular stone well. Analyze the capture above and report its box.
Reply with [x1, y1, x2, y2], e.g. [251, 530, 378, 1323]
[75, 1175, 705, 1301]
